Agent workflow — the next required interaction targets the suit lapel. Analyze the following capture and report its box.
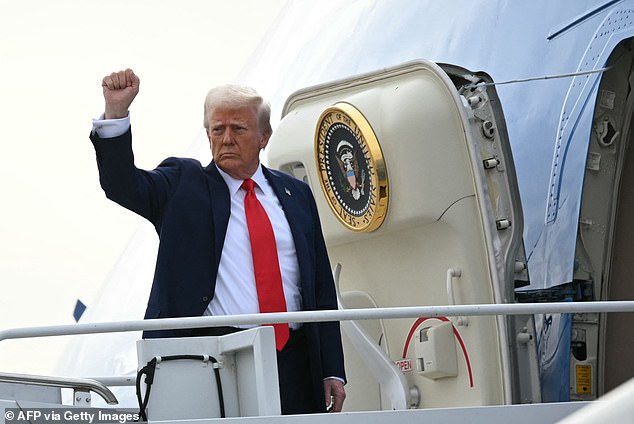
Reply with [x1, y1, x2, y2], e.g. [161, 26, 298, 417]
[263, 166, 299, 229]
[204, 162, 231, 270]
[263, 166, 312, 288]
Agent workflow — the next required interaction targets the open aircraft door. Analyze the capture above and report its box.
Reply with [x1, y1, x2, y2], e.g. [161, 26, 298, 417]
[266, 61, 536, 410]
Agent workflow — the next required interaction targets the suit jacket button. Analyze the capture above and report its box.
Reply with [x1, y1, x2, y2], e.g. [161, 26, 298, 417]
[202, 296, 210, 302]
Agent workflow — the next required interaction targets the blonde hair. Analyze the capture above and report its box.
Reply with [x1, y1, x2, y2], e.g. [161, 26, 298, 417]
[203, 84, 272, 135]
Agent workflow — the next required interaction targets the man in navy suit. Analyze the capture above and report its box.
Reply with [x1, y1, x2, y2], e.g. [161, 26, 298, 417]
[90, 69, 346, 414]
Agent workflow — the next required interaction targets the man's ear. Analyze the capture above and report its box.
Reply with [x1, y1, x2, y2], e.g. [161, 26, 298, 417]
[259, 130, 272, 149]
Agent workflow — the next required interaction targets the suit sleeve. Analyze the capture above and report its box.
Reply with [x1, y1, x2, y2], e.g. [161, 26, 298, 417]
[308, 188, 347, 382]
[90, 127, 181, 227]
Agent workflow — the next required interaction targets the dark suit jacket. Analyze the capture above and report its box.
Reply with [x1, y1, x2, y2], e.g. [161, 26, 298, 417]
[90, 128, 346, 403]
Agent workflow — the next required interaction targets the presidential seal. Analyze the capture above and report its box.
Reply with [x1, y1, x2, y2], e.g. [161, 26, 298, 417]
[315, 102, 388, 232]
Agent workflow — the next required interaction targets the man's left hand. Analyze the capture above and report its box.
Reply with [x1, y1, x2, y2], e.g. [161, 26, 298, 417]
[324, 378, 346, 412]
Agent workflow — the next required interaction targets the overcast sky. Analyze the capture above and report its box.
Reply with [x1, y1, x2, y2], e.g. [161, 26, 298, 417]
[0, 0, 287, 374]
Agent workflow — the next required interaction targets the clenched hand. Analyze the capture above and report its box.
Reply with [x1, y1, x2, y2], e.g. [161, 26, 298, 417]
[102, 68, 140, 119]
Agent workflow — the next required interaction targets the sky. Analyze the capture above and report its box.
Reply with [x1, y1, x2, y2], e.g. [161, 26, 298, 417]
[0, 0, 287, 374]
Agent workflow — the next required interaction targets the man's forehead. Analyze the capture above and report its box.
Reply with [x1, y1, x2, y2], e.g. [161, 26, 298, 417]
[209, 106, 257, 122]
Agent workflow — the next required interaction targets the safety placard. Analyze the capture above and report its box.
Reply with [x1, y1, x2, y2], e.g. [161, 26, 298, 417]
[575, 364, 592, 394]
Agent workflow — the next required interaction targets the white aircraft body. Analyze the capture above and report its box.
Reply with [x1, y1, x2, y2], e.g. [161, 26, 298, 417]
[4, 1, 634, 422]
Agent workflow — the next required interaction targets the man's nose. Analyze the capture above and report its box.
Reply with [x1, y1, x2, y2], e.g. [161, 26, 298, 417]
[221, 130, 234, 144]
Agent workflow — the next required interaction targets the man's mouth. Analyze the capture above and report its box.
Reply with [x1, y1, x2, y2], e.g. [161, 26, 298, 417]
[218, 152, 238, 159]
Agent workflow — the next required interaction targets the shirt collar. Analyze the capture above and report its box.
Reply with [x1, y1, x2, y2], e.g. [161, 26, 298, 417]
[215, 163, 268, 196]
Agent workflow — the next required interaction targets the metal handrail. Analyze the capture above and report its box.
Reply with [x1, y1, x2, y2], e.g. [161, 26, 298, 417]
[1, 301, 633, 342]
[87, 376, 135, 387]
[0, 372, 118, 405]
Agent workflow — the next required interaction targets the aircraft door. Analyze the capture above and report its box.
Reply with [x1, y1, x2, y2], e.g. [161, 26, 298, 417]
[266, 60, 534, 409]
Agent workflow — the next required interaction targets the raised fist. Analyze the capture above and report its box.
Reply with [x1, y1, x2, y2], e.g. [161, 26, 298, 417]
[102, 69, 140, 119]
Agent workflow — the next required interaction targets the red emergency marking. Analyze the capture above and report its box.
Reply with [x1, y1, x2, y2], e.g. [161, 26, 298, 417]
[402, 317, 474, 387]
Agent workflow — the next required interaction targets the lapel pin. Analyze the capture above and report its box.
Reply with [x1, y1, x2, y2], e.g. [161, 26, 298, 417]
[285, 188, 292, 196]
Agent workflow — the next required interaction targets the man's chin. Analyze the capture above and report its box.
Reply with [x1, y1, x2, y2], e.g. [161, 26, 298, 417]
[216, 160, 249, 179]
[216, 158, 237, 171]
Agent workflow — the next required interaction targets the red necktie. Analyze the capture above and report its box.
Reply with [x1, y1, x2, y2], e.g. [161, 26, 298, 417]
[241, 178, 289, 351]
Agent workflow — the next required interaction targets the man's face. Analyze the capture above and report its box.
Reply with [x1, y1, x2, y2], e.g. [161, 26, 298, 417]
[207, 105, 270, 180]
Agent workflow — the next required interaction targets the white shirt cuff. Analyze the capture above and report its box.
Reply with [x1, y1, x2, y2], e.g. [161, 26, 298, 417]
[92, 113, 130, 138]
